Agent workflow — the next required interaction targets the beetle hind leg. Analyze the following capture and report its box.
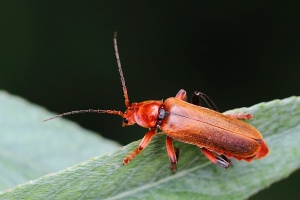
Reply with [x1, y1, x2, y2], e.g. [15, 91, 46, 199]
[191, 91, 219, 111]
[225, 113, 254, 120]
[221, 155, 232, 166]
[200, 147, 230, 168]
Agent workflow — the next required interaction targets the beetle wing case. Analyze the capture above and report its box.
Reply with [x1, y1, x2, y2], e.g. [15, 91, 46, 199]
[160, 98, 267, 159]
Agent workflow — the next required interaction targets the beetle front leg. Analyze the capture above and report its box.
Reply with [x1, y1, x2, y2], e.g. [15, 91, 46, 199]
[166, 136, 179, 173]
[200, 147, 230, 168]
[123, 129, 156, 165]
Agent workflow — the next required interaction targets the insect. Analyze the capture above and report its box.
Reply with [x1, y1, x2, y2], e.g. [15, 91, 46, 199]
[45, 32, 269, 172]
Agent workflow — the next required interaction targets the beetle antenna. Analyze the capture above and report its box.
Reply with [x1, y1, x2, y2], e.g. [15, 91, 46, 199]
[114, 32, 130, 108]
[44, 33, 128, 122]
[43, 109, 124, 122]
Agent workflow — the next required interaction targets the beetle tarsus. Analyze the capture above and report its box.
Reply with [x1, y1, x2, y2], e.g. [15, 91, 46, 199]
[225, 113, 254, 120]
[200, 147, 230, 168]
[171, 163, 177, 173]
[123, 129, 156, 165]
[221, 155, 232, 167]
[216, 157, 230, 168]
[169, 147, 180, 173]
[123, 147, 141, 165]
[166, 136, 179, 173]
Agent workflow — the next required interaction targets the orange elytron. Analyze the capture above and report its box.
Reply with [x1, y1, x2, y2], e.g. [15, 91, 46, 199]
[45, 33, 269, 172]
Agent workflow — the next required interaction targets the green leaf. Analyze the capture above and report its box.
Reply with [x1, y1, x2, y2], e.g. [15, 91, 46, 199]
[0, 91, 119, 191]
[1, 93, 300, 200]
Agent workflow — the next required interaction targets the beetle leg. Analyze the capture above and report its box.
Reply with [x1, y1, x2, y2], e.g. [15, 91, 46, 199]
[225, 113, 254, 120]
[123, 129, 156, 165]
[166, 136, 178, 173]
[175, 147, 180, 163]
[170, 89, 184, 172]
[200, 147, 230, 168]
[175, 89, 187, 101]
[221, 155, 232, 166]
[191, 91, 218, 111]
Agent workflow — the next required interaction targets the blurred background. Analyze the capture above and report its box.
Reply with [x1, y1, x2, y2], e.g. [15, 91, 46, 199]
[1, 1, 300, 199]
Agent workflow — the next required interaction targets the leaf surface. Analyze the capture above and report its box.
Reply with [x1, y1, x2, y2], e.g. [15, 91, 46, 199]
[1, 93, 300, 200]
[0, 91, 119, 191]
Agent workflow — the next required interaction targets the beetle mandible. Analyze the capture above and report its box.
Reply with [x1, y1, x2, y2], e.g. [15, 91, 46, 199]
[45, 32, 269, 172]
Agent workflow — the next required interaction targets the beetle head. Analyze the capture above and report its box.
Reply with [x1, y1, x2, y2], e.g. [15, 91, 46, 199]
[122, 101, 162, 128]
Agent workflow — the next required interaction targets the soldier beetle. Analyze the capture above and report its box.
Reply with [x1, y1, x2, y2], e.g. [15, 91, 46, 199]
[45, 32, 269, 172]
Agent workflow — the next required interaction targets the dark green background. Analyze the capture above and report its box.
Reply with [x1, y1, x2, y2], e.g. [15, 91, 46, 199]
[1, 1, 300, 199]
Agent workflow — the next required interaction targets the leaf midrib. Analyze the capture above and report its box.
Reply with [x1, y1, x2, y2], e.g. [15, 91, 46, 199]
[104, 161, 211, 200]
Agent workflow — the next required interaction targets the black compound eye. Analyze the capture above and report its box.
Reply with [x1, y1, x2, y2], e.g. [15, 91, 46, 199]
[123, 118, 129, 124]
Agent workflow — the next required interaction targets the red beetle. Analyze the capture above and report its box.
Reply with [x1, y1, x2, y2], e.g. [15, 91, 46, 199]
[45, 33, 269, 172]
